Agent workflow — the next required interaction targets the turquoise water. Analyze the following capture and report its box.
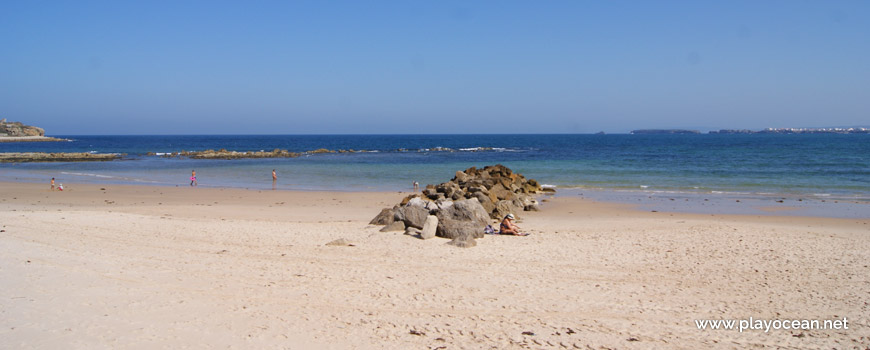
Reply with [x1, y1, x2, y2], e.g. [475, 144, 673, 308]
[2, 134, 868, 201]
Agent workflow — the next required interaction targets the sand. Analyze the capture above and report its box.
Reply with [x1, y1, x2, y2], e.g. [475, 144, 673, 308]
[1, 182, 868, 349]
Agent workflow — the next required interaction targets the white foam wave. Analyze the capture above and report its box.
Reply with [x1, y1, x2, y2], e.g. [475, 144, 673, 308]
[61, 172, 115, 179]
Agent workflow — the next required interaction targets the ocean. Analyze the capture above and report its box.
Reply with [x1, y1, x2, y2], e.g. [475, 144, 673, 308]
[2, 134, 869, 209]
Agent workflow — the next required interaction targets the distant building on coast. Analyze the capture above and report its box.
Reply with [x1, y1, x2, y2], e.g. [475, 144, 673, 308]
[630, 129, 701, 135]
[634, 127, 869, 135]
[753, 127, 869, 134]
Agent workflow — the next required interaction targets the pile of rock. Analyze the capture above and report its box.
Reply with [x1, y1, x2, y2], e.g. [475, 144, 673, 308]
[430, 164, 552, 217]
[369, 164, 554, 247]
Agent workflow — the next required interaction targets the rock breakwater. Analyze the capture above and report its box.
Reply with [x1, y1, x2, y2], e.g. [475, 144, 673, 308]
[370, 164, 554, 247]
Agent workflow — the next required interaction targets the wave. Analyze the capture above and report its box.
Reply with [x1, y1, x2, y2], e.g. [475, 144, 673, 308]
[61, 171, 116, 179]
[60, 171, 162, 184]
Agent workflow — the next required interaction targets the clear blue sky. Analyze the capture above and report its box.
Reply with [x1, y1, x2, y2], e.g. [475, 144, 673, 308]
[1, 1, 868, 134]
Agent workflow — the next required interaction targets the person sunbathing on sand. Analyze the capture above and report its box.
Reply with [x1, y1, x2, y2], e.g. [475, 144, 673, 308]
[499, 214, 528, 236]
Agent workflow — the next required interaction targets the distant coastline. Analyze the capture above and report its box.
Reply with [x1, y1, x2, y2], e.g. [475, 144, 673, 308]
[631, 127, 869, 135]
[0, 119, 66, 142]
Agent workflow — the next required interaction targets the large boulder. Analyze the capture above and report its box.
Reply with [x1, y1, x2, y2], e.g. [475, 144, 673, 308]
[420, 215, 438, 239]
[369, 207, 396, 225]
[406, 197, 427, 208]
[494, 200, 521, 220]
[489, 183, 515, 201]
[435, 198, 489, 239]
[394, 205, 429, 229]
[472, 192, 495, 214]
[436, 218, 484, 239]
[449, 198, 490, 225]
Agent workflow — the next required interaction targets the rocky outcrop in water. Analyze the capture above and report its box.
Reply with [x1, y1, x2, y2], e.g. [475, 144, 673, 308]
[0, 152, 123, 162]
[154, 149, 302, 159]
[369, 165, 553, 246]
[153, 148, 381, 159]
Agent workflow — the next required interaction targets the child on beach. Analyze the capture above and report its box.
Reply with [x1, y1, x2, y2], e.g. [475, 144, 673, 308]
[51, 177, 55, 191]
[190, 170, 197, 187]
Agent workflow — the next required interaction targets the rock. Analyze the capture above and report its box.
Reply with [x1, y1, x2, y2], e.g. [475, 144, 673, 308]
[494, 200, 520, 220]
[326, 238, 354, 246]
[451, 198, 490, 225]
[369, 207, 396, 225]
[399, 194, 420, 206]
[453, 170, 470, 183]
[404, 227, 422, 235]
[379, 221, 406, 232]
[406, 197, 427, 208]
[447, 236, 477, 248]
[420, 215, 438, 239]
[490, 183, 516, 201]
[436, 218, 483, 239]
[394, 205, 429, 229]
[434, 198, 454, 210]
[472, 192, 495, 214]
[435, 198, 489, 239]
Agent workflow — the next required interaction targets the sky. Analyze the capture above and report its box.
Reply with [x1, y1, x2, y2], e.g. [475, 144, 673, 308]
[1, 1, 868, 134]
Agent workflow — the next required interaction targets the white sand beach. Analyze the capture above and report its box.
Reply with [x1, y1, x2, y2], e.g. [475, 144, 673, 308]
[1, 182, 868, 349]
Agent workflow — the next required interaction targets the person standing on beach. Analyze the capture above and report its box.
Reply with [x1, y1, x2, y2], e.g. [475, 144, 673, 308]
[190, 170, 197, 187]
[413, 181, 419, 191]
[51, 177, 55, 191]
[272, 169, 277, 190]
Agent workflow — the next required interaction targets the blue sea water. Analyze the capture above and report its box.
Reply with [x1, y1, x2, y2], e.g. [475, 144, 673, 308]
[2, 134, 869, 203]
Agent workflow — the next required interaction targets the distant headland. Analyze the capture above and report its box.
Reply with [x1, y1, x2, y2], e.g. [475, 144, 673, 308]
[631, 127, 869, 135]
[0, 119, 65, 142]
